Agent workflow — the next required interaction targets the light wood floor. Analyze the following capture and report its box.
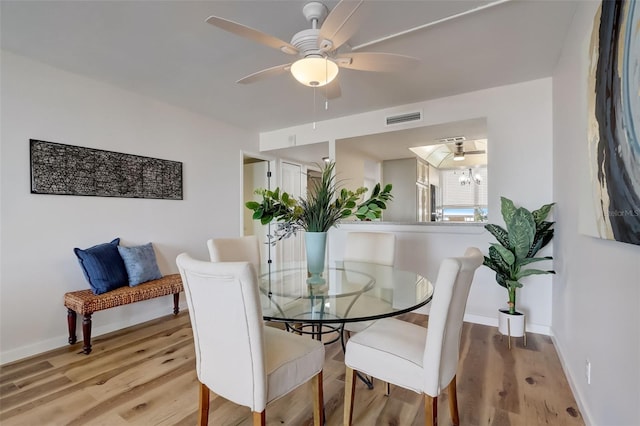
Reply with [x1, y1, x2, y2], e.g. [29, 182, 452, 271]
[0, 312, 583, 425]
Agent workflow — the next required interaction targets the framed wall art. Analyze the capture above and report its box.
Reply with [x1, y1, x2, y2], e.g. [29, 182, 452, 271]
[30, 139, 183, 200]
[583, 0, 639, 245]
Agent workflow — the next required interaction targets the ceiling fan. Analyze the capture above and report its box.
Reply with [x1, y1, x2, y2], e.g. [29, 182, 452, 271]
[450, 140, 486, 162]
[205, 0, 420, 97]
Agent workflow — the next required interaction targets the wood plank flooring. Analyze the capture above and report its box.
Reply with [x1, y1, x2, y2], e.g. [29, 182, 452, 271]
[0, 312, 584, 425]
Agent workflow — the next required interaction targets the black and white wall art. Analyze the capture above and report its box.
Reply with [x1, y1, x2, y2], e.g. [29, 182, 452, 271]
[30, 139, 183, 200]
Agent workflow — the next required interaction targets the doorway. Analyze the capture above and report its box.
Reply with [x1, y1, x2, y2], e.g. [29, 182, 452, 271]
[243, 155, 271, 267]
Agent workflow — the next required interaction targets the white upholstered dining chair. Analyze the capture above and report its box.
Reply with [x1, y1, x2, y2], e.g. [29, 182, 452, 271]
[343, 247, 483, 426]
[176, 253, 325, 426]
[342, 231, 396, 335]
[207, 235, 261, 273]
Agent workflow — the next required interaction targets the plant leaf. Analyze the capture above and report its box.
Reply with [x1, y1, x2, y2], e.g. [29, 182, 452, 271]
[495, 272, 509, 288]
[485, 223, 510, 248]
[501, 197, 517, 225]
[518, 268, 555, 278]
[508, 207, 536, 259]
[532, 202, 555, 225]
[371, 183, 380, 197]
[489, 245, 512, 271]
[260, 214, 272, 225]
[492, 243, 515, 265]
[528, 227, 554, 257]
[516, 256, 552, 267]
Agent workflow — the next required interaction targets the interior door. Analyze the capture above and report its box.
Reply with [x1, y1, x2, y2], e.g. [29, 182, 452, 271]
[278, 161, 304, 267]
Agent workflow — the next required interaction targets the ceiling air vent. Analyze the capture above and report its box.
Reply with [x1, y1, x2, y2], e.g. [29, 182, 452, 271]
[438, 136, 466, 143]
[385, 111, 422, 126]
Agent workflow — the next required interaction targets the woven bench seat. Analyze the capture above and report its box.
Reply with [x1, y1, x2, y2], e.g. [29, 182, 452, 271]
[64, 274, 183, 354]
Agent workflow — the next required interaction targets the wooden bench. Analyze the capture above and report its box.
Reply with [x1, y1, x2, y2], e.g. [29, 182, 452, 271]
[64, 274, 183, 354]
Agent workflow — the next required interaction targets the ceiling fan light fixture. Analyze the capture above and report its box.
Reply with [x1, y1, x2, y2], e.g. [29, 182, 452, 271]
[291, 56, 338, 87]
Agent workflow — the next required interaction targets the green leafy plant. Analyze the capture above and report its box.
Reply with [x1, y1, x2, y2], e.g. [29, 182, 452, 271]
[483, 196, 555, 314]
[245, 161, 393, 243]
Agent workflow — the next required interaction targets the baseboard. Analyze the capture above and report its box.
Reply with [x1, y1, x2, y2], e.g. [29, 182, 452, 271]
[463, 313, 552, 336]
[0, 303, 187, 365]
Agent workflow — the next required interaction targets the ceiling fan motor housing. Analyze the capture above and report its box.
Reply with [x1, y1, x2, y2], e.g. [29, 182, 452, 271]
[291, 29, 324, 56]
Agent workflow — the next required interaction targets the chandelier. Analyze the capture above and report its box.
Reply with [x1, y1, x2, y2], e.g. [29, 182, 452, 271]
[459, 168, 482, 186]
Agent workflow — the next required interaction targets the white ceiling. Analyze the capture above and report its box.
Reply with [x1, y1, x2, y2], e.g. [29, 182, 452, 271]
[0, 0, 577, 133]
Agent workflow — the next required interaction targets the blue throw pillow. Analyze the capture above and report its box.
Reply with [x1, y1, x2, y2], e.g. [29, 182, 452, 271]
[117, 243, 162, 286]
[74, 238, 129, 295]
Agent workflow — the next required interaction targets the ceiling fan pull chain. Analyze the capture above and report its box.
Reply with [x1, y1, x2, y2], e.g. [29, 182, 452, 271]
[313, 87, 317, 130]
[324, 58, 330, 110]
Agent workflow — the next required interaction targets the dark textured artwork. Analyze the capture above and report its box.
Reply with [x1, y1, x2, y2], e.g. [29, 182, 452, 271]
[586, 0, 639, 245]
[30, 140, 182, 200]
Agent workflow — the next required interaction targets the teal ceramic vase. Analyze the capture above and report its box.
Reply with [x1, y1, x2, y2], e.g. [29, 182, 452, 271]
[305, 231, 327, 285]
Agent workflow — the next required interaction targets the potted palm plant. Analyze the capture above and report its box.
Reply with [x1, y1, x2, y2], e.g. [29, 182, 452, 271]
[246, 161, 393, 283]
[483, 196, 555, 342]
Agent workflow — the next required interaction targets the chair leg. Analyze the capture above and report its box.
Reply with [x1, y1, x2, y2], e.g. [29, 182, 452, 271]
[252, 411, 266, 426]
[198, 382, 210, 426]
[424, 394, 437, 426]
[447, 376, 460, 425]
[312, 371, 324, 426]
[344, 367, 357, 426]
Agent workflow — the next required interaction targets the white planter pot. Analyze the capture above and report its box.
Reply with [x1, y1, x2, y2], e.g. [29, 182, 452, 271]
[498, 309, 527, 349]
[498, 309, 525, 337]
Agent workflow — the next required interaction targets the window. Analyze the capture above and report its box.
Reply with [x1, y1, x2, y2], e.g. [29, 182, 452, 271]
[440, 167, 488, 222]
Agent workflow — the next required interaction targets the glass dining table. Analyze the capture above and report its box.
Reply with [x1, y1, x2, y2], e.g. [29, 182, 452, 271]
[258, 261, 434, 343]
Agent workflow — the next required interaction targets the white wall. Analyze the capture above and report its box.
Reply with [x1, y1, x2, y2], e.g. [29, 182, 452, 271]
[382, 158, 417, 222]
[263, 78, 555, 333]
[552, 2, 640, 425]
[334, 145, 366, 192]
[0, 51, 258, 363]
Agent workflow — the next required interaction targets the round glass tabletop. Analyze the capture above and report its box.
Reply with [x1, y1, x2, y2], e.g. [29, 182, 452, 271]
[259, 261, 433, 324]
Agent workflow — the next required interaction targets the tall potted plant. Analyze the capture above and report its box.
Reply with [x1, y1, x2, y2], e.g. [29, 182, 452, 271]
[483, 196, 555, 340]
[246, 161, 393, 283]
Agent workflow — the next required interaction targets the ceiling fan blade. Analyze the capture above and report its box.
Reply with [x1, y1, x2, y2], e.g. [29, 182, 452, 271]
[336, 52, 420, 72]
[206, 16, 299, 55]
[465, 150, 486, 155]
[236, 63, 292, 84]
[318, 0, 364, 52]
